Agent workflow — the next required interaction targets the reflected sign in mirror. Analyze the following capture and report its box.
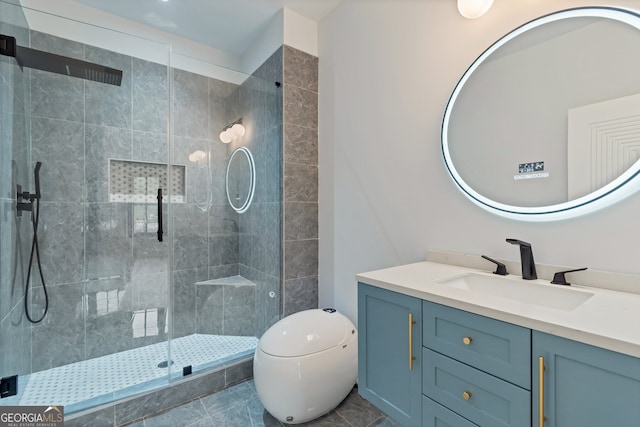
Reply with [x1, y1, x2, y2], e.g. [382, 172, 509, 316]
[226, 147, 256, 213]
[442, 7, 640, 220]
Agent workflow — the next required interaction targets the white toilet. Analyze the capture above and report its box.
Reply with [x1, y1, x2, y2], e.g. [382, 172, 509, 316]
[253, 308, 358, 424]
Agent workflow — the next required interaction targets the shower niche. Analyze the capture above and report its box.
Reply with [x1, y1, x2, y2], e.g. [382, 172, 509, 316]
[108, 159, 186, 203]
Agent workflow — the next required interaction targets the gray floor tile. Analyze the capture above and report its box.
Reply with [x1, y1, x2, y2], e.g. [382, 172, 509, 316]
[334, 388, 386, 427]
[137, 380, 392, 427]
[144, 399, 209, 427]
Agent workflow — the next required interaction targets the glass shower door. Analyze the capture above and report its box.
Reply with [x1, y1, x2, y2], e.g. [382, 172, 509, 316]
[0, 0, 32, 391]
[0, 0, 174, 414]
[168, 51, 283, 377]
[1, 0, 285, 416]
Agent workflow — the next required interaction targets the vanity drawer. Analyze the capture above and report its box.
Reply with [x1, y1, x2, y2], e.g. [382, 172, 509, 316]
[423, 349, 530, 427]
[422, 396, 478, 427]
[422, 301, 530, 389]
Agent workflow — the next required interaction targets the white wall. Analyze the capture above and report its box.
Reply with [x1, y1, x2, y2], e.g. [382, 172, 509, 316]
[318, 0, 640, 325]
[240, 8, 318, 75]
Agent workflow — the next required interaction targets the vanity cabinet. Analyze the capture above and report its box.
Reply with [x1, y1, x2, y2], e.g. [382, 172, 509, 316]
[358, 282, 640, 427]
[422, 301, 530, 427]
[357, 283, 422, 427]
[532, 331, 640, 427]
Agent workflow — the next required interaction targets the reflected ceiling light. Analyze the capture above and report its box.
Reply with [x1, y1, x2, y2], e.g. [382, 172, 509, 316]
[188, 150, 207, 163]
[457, 0, 493, 19]
[219, 118, 245, 143]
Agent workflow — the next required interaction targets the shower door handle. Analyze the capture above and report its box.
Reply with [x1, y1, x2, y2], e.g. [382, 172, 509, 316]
[157, 188, 163, 242]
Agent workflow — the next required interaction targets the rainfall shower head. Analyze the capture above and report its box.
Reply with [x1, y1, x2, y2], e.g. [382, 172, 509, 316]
[1, 34, 122, 86]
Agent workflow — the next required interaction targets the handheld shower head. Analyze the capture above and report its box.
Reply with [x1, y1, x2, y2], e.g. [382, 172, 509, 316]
[34, 161, 42, 200]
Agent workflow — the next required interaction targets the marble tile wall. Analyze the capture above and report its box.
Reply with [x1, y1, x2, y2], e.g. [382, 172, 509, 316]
[282, 46, 319, 315]
[236, 47, 284, 337]
[19, 31, 172, 371]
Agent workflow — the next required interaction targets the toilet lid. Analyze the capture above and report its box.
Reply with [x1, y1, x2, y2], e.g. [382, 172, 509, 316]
[258, 309, 354, 357]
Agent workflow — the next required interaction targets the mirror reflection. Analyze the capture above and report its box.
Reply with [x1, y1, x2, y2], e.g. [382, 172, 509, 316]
[226, 146, 255, 213]
[443, 7, 640, 216]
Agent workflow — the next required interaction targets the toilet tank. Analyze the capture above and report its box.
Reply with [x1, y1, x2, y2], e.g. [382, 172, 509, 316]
[254, 308, 358, 424]
[259, 308, 354, 357]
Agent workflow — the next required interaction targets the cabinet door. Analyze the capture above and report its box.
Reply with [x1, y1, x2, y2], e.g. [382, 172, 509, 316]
[358, 282, 422, 427]
[533, 332, 640, 427]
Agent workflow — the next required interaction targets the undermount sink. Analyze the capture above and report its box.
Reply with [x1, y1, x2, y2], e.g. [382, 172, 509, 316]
[436, 272, 594, 311]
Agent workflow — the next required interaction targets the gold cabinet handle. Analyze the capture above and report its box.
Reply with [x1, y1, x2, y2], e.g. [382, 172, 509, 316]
[408, 313, 417, 371]
[462, 391, 472, 400]
[463, 336, 472, 345]
[539, 356, 545, 427]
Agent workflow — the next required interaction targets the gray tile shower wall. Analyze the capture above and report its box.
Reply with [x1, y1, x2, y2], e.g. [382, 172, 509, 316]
[12, 29, 287, 373]
[236, 47, 284, 337]
[26, 30, 144, 372]
[283, 45, 319, 315]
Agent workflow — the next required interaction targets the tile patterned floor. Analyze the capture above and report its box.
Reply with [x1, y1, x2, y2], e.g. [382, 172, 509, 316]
[124, 380, 401, 427]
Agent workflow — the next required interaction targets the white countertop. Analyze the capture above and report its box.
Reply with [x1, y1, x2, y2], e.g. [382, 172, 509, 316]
[357, 261, 640, 358]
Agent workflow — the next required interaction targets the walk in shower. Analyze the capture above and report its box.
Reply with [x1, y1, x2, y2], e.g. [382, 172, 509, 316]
[1, 0, 283, 415]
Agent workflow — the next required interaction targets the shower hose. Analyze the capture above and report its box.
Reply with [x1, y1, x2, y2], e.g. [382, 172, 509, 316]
[24, 161, 48, 323]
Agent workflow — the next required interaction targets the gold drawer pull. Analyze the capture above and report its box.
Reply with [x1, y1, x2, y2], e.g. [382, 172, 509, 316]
[409, 313, 417, 371]
[462, 391, 472, 400]
[539, 356, 545, 427]
[463, 336, 472, 345]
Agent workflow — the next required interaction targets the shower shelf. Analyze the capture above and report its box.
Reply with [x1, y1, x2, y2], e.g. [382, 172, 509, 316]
[196, 276, 256, 287]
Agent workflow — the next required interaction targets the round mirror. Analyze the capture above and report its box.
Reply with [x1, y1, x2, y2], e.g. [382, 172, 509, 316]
[225, 147, 255, 214]
[442, 7, 640, 220]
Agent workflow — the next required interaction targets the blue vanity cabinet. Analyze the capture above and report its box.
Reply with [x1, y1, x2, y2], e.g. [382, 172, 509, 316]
[358, 282, 422, 427]
[422, 301, 531, 427]
[358, 282, 640, 427]
[532, 331, 640, 427]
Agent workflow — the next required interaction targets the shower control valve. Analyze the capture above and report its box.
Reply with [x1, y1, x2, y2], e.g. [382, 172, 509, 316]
[16, 184, 34, 216]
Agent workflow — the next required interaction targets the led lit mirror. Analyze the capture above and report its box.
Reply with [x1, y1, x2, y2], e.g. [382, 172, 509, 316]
[225, 147, 255, 214]
[442, 7, 640, 220]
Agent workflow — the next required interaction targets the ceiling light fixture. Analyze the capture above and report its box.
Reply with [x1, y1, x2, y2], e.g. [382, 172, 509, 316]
[457, 0, 494, 19]
[219, 118, 245, 144]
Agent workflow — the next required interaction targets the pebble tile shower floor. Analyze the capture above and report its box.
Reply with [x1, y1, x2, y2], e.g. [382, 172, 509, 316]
[1, 334, 258, 413]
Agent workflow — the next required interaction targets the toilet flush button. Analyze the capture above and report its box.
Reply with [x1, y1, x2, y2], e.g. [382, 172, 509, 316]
[323, 308, 337, 313]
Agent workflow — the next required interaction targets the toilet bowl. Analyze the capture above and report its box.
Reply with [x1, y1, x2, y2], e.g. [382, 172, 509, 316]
[253, 308, 358, 424]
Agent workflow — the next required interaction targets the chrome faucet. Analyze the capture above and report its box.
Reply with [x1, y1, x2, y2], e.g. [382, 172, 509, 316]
[506, 239, 537, 280]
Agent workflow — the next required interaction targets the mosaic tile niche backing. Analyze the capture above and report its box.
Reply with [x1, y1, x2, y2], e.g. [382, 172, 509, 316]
[109, 159, 185, 203]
